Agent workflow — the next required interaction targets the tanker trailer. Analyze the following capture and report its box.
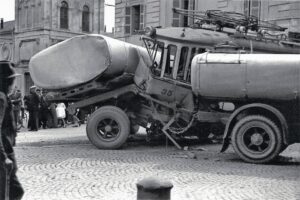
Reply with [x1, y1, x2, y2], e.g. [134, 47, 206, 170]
[29, 34, 151, 93]
[190, 52, 300, 163]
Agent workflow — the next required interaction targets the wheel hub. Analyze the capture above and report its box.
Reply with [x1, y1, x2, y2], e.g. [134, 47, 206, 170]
[104, 125, 112, 132]
[250, 133, 263, 146]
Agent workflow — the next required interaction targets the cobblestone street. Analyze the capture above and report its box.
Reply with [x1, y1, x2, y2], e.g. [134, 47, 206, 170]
[15, 126, 300, 200]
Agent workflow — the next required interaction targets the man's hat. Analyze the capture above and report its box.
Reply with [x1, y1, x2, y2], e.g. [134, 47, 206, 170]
[30, 85, 37, 90]
[0, 61, 21, 79]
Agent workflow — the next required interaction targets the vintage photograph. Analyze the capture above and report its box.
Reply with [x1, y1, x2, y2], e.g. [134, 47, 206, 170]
[0, 0, 299, 199]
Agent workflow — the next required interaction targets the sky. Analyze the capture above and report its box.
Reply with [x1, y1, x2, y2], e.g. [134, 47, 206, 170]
[0, 0, 15, 21]
[105, 0, 115, 32]
[0, 0, 115, 32]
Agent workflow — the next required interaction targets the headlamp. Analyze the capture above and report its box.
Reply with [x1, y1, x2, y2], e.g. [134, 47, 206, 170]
[144, 26, 156, 37]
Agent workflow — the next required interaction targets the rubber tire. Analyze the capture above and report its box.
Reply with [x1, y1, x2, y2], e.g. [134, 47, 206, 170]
[86, 106, 130, 149]
[231, 115, 283, 164]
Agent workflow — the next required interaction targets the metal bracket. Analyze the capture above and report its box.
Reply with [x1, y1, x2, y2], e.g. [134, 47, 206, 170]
[162, 116, 182, 150]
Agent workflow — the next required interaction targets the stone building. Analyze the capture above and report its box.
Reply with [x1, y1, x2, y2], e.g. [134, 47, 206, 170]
[196, 0, 300, 33]
[0, 19, 15, 60]
[115, 0, 300, 44]
[0, 0, 105, 95]
[115, 0, 196, 44]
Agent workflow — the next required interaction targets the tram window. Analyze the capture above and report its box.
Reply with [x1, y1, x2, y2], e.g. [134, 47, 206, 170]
[177, 47, 189, 80]
[186, 48, 196, 83]
[155, 43, 164, 68]
[186, 47, 206, 82]
[165, 45, 177, 78]
[152, 42, 164, 76]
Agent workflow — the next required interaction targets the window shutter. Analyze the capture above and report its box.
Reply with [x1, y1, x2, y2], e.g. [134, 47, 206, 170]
[251, 0, 261, 19]
[140, 5, 145, 30]
[60, 1, 68, 29]
[173, 0, 180, 27]
[244, 0, 250, 16]
[125, 7, 131, 34]
[82, 6, 90, 32]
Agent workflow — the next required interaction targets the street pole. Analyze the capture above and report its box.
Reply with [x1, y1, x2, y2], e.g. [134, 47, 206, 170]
[137, 177, 173, 200]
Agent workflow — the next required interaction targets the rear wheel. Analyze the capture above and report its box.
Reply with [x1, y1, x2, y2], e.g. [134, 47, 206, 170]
[231, 115, 283, 164]
[87, 106, 130, 149]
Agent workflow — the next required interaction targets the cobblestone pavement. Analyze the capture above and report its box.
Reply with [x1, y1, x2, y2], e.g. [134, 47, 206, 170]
[15, 126, 300, 200]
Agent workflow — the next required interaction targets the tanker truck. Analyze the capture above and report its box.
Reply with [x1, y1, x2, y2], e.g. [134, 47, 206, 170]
[29, 26, 300, 164]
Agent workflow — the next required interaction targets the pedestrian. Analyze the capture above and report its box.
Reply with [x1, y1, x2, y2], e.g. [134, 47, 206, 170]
[0, 61, 24, 199]
[56, 103, 66, 128]
[24, 86, 40, 131]
[39, 91, 50, 129]
[8, 87, 22, 131]
[65, 103, 80, 127]
[23, 95, 30, 130]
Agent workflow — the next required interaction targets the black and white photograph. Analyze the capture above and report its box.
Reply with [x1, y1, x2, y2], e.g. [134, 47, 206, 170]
[0, 0, 299, 199]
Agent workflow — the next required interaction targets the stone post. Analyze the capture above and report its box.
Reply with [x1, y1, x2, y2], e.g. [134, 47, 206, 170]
[137, 177, 173, 200]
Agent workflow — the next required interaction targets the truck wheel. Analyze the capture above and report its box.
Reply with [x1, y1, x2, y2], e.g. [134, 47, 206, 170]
[86, 106, 130, 149]
[231, 115, 283, 164]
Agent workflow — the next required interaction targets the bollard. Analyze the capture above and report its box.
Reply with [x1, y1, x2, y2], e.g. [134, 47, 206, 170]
[137, 177, 173, 200]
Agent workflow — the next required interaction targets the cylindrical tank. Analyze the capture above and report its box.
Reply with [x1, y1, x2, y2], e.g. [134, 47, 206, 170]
[29, 34, 150, 90]
[191, 52, 300, 101]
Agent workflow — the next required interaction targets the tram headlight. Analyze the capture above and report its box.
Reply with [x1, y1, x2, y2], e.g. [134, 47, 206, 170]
[144, 26, 156, 38]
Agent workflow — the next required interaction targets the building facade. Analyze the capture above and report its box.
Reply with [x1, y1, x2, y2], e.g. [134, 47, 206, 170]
[196, 0, 300, 33]
[0, 19, 14, 61]
[115, 0, 300, 44]
[115, 0, 196, 44]
[0, 0, 105, 95]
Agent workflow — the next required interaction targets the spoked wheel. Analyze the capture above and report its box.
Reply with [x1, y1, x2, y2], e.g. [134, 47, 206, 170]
[87, 106, 130, 149]
[231, 115, 283, 164]
[97, 118, 121, 141]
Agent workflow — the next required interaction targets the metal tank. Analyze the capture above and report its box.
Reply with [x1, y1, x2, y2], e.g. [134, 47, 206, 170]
[29, 34, 150, 90]
[191, 53, 300, 101]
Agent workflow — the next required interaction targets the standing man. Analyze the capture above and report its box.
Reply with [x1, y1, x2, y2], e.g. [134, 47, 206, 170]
[39, 91, 49, 129]
[24, 86, 40, 131]
[8, 88, 22, 130]
[0, 61, 24, 199]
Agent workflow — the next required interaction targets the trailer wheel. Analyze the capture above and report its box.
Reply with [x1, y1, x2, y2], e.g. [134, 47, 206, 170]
[86, 106, 130, 149]
[231, 115, 283, 164]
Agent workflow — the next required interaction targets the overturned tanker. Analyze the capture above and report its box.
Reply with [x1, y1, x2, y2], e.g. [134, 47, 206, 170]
[29, 29, 300, 164]
[30, 34, 151, 92]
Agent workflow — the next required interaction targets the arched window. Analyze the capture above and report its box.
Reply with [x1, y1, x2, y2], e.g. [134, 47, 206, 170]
[82, 5, 90, 32]
[60, 1, 68, 29]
